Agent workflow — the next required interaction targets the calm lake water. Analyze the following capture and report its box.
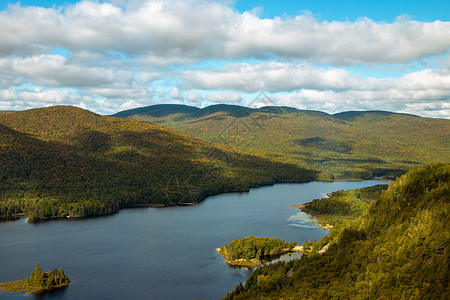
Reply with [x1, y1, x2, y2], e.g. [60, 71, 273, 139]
[0, 180, 386, 299]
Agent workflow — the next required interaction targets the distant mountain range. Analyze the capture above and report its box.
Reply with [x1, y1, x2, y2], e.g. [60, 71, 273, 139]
[0, 106, 315, 221]
[112, 104, 450, 180]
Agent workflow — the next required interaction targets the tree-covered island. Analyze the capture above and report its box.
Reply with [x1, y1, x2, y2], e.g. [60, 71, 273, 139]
[217, 236, 300, 267]
[0, 264, 70, 294]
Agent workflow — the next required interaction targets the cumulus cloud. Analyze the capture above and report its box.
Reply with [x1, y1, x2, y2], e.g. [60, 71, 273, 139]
[169, 87, 183, 100]
[0, 88, 93, 110]
[182, 62, 354, 92]
[0, 87, 159, 114]
[180, 61, 450, 116]
[208, 92, 242, 103]
[0, 54, 156, 103]
[273, 88, 450, 118]
[0, 0, 449, 117]
[1, 1, 449, 64]
[184, 92, 203, 106]
[188, 61, 450, 92]
[0, 55, 117, 87]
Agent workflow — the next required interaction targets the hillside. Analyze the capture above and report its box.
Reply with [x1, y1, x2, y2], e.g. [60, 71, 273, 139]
[224, 163, 449, 299]
[113, 104, 450, 180]
[0, 106, 316, 221]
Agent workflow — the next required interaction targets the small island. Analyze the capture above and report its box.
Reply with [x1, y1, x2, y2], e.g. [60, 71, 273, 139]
[217, 236, 300, 267]
[0, 264, 70, 294]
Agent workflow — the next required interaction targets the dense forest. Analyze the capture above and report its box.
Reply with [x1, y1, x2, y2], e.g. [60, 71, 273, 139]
[115, 104, 450, 180]
[0, 106, 317, 222]
[218, 236, 297, 267]
[0, 264, 69, 294]
[301, 184, 388, 236]
[224, 163, 449, 299]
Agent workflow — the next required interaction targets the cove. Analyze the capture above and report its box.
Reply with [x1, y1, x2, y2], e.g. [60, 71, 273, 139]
[0, 180, 386, 299]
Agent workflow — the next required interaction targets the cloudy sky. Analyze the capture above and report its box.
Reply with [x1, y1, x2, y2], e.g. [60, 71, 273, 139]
[1, 0, 449, 118]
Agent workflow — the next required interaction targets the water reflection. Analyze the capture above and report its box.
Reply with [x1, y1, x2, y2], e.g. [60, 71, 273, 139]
[35, 285, 69, 299]
[287, 212, 319, 228]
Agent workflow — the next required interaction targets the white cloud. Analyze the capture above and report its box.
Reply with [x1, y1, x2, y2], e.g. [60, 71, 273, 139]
[0, 87, 156, 115]
[273, 88, 450, 118]
[180, 61, 450, 116]
[0, 54, 157, 102]
[1, 1, 449, 64]
[0, 55, 116, 87]
[185, 92, 203, 106]
[182, 62, 354, 92]
[0, 1, 449, 118]
[89, 85, 154, 99]
[0, 88, 93, 110]
[208, 92, 242, 103]
[169, 87, 183, 100]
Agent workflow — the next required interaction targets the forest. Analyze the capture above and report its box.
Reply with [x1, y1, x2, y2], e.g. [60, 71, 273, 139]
[218, 236, 297, 267]
[0, 106, 317, 222]
[116, 104, 450, 180]
[0, 264, 69, 294]
[224, 163, 449, 299]
[301, 184, 388, 238]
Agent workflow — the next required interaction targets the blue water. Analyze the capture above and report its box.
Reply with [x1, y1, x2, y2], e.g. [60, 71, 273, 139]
[0, 181, 386, 299]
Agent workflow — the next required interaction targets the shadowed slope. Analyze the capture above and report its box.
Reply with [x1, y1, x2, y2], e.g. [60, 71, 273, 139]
[0, 106, 317, 221]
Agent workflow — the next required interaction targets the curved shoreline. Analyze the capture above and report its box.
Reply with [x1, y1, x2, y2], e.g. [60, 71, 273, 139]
[291, 204, 334, 231]
[1, 179, 384, 223]
[1, 179, 316, 223]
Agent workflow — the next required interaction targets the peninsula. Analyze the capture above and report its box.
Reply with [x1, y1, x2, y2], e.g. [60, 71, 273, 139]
[217, 236, 300, 267]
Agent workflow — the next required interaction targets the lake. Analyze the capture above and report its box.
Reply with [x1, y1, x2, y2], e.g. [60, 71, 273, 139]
[0, 180, 386, 299]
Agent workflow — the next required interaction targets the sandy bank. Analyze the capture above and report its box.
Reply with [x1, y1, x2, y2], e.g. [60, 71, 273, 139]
[291, 204, 333, 231]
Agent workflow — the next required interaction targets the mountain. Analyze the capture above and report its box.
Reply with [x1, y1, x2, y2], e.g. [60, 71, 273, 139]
[0, 106, 317, 221]
[113, 104, 450, 180]
[224, 163, 450, 299]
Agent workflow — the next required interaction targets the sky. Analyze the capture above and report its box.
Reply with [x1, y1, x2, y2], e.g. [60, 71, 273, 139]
[0, 1, 449, 118]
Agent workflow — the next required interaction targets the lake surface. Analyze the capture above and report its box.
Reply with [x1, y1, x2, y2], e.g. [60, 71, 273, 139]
[0, 180, 386, 299]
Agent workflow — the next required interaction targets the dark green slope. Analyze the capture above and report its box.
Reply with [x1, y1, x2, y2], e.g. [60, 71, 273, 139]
[225, 163, 449, 299]
[112, 104, 200, 118]
[0, 106, 316, 221]
[114, 104, 450, 180]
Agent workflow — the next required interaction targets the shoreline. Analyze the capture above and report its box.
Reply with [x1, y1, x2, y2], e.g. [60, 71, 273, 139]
[216, 246, 304, 268]
[291, 204, 334, 231]
[0, 279, 69, 295]
[216, 248, 260, 267]
[0, 179, 315, 223]
[1, 179, 385, 223]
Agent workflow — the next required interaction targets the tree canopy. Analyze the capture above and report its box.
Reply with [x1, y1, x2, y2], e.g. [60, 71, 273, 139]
[225, 163, 449, 299]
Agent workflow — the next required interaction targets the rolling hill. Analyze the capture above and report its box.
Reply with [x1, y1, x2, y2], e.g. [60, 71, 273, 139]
[113, 104, 450, 180]
[0, 106, 316, 221]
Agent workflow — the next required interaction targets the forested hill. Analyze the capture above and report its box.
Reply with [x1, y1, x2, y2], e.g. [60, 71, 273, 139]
[225, 163, 449, 299]
[0, 106, 316, 221]
[113, 104, 450, 180]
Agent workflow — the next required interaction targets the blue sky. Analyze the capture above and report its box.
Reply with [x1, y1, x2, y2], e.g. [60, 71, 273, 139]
[0, 0, 449, 117]
[2, 1, 449, 21]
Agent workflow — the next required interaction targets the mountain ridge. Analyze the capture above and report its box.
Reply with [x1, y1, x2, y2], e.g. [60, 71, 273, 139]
[111, 103, 420, 120]
[113, 104, 449, 180]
